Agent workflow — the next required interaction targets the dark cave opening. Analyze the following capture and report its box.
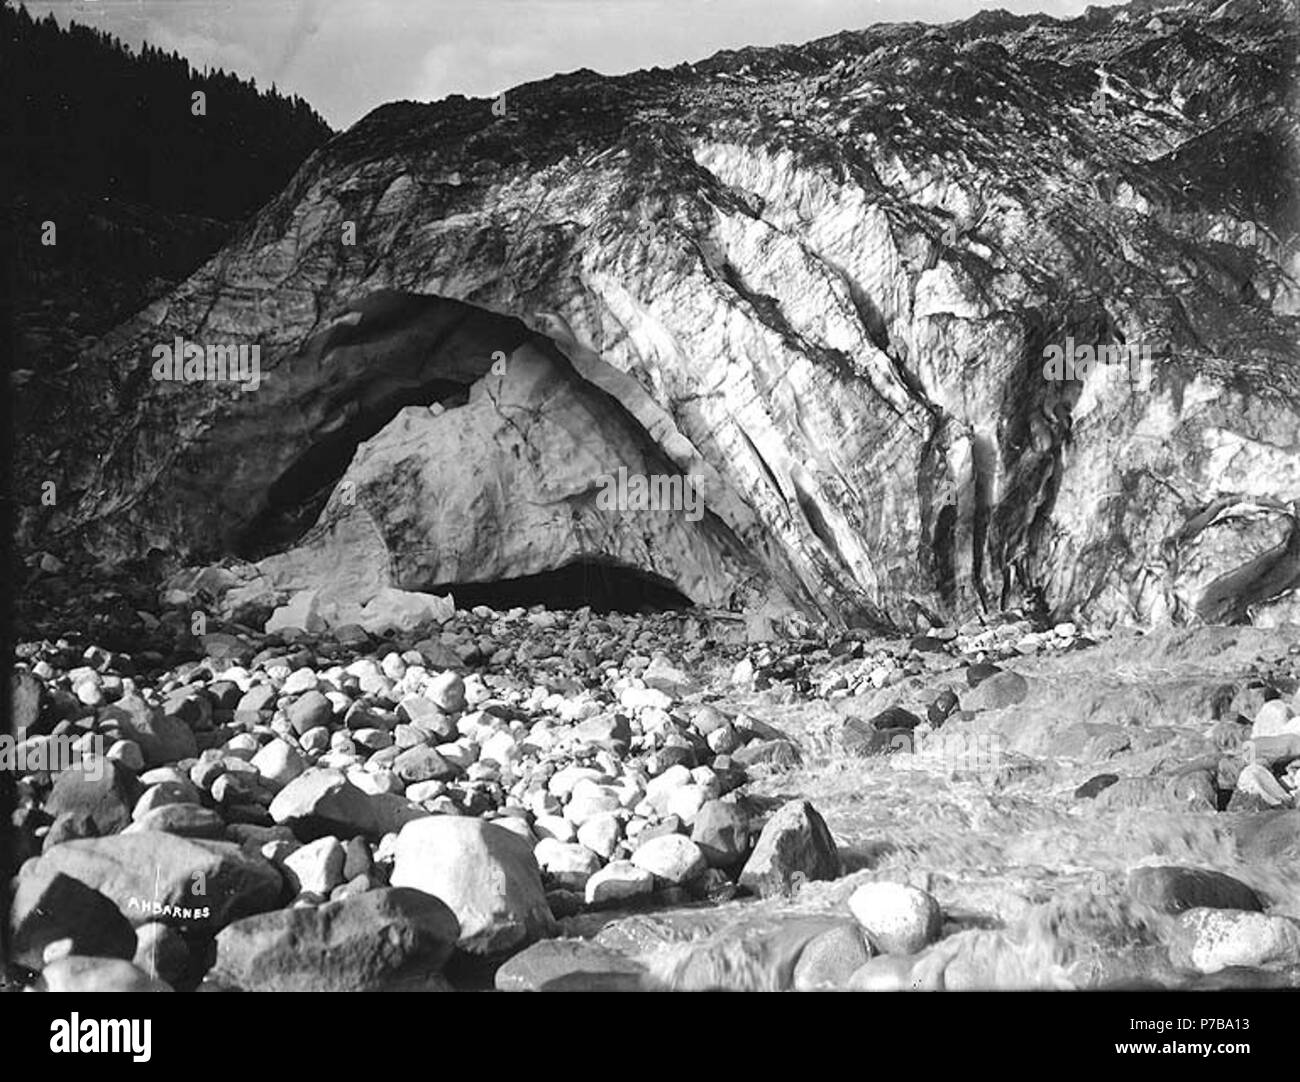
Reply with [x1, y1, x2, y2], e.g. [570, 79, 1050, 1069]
[227, 291, 705, 614]
[237, 377, 469, 559]
[432, 560, 694, 614]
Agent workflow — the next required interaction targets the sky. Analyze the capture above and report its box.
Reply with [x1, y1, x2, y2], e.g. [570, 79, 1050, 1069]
[21, 0, 1119, 129]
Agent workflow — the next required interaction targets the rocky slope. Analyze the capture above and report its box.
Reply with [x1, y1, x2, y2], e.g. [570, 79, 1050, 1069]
[32, 0, 1300, 630]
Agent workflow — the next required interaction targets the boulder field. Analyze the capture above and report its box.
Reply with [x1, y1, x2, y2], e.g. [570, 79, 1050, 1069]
[9, 600, 1300, 991]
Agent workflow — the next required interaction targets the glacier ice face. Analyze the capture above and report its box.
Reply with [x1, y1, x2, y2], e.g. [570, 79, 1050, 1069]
[55, 0, 1300, 627]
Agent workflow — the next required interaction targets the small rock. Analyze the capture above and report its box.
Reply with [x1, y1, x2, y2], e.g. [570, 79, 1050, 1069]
[1074, 773, 1119, 800]
[534, 839, 603, 890]
[210, 887, 459, 991]
[690, 706, 731, 736]
[163, 691, 211, 730]
[926, 689, 959, 727]
[535, 815, 577, 843]
[620, 685, 674, 712]
[732, 739, 801, 771]
[393, 745, 459, 784]
[12, 668, 45, 739]
[125, 803, 225, 840]
[1234, 762, 1292, 808]
[550, 764, 611, 799]
[190, 757, 227, 791]
[576, 813, 622, 860]
[281, 836, 346, 895]
[565, 785, 623, 826]
[584, 860, 655, 906]
[269, 768, 396, 840]
[234, 684, 277, 724]
[848, 881, 943, 955]
[840, 720, 911, 757]
[792, 922, 873, 991]
[396, 696, 456, 742]
[691, 799, 750, 868]
[965, 662, 1002, 687]
[209, 768, 264, 808]
[1169, 908, 1300, 974]
[869, 706, 924, 732]
[664, 783, 709, 825]
[222, 733, 259, 761]
[133, 780, 201, 821]
[494, 938, 645, 991]
[641, 656, 698, 697]
[10, 871, 138, 970]
[279, 663, 317, 697]
[630, 834, 707, 884]
[106, 739, 145, 773]
[574, 713, 632, 753]
[39, 955, 172, 992]
[425, 671, 466, 713]
[644, 764, 692, 808]
[330, 873, 373, 902]
[100, 694, 198, 768]
[251, 739, 307, 788]
[1252, 699, 1297, 740]
[1127, 866, 1263, 914]
[390, 817, 555, 955]
[44, 760, 142, 837]
[342, 836, 373, 881]
[738, 800, 840, 898]
[635, 815, 685, 848]
[1247, 733, 1300, 770]
[286, 691, 334, 736]
[413, 639, 464, 669]
[437, 740, 478, 771]
[962, 670, 1028, 712]
[705, 724, 739, 756]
